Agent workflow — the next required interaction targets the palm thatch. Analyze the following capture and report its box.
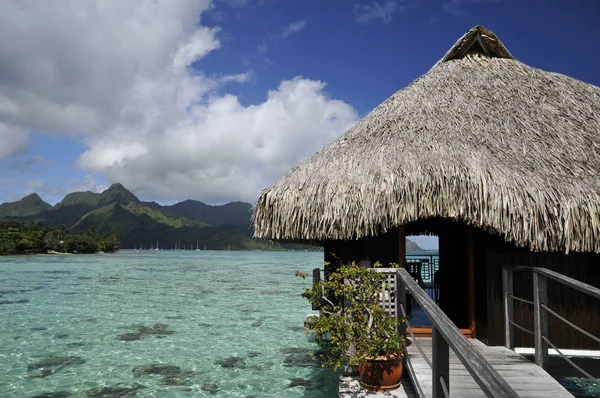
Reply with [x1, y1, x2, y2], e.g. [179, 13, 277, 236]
[253, 25, 600, 253]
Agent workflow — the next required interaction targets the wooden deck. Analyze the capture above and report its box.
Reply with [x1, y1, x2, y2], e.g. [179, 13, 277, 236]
[405, 337, 574, 398]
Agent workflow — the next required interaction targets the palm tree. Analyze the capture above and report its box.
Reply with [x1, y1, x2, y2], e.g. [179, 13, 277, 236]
[57, 224, 68, 241]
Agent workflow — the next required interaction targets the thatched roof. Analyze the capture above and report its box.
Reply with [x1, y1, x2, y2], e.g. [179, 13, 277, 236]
[253, 25, 600, 253]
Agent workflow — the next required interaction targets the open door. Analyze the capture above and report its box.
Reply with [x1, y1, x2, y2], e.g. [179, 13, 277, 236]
[404, 222, 475, 338]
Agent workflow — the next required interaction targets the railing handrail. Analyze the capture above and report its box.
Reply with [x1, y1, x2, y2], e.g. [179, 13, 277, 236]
[381, 267, 519, 398]
[533, 267, 600, 300]
[503, 265, 600, 380]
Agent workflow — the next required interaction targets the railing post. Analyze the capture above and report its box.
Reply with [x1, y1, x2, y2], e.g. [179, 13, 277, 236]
[502, 266, 515, 350]
[312, 268, 322, 310]
[533, 271, 549, 369]
[432, 326, 449, 398]
[396, 269, 407, 342]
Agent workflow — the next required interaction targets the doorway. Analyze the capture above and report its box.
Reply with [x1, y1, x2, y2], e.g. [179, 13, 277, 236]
[405, 235, 439, 328]
[404, 221, 475, 337]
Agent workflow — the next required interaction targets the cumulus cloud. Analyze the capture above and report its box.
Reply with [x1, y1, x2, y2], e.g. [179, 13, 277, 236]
[0, 0, 215, 137]
[281, 19, 307, 37]
[0, 0, 358, 203]
[0, 123, 29, 158]
[76, 77, 358, 203]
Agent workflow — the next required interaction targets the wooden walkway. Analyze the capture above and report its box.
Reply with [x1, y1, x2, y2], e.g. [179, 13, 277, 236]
[405, 338, 574, 398]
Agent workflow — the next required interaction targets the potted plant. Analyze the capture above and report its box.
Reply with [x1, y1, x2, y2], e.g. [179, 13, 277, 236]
[298, 261, 409, 391]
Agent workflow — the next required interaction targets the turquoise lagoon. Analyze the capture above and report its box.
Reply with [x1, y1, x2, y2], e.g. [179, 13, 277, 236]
[0, 251, 338, 397]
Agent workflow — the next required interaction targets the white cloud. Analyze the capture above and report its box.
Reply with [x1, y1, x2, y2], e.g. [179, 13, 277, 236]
[257, 41, 269, 54]
[353, 1, 399, 24]
[220, 0, 249, 7]
[66, 174, 105, 196]
[0, 122, 29, 158]
[173, 27, 222, 69]
[0, 0, 358, 203]
[219, 71, 255, 84]
[282, 18, 307, 37]
[0, 0, 215, 137]
[76, 77, 358, 203]
[353, 0, 416, 24]
[443, 0, 500, 16]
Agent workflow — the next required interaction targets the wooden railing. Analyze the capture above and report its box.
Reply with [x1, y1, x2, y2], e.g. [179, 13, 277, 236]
[378, 268, 519, 398]
[502, 266, 600, 379]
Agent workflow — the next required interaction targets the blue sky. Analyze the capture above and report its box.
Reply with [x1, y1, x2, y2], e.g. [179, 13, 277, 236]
[0, 0, 599, 249]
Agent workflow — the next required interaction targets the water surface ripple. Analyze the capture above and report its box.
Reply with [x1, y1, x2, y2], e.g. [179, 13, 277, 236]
[0, 251, 338, 397]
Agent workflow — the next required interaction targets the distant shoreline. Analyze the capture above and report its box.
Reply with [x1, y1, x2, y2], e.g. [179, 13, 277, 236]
[0, 250, 115, 256]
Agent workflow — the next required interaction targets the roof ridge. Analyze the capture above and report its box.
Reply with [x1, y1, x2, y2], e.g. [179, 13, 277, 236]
[431, 25, 514, 70]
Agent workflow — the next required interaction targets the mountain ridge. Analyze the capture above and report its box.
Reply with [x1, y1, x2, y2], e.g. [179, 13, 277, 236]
[0, 192, 53, 218]
[0, 184, 269, 250]
[0, 184, 423, 252]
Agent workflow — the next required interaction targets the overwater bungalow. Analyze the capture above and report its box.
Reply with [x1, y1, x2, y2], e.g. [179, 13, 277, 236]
[254, 25, 600, 395]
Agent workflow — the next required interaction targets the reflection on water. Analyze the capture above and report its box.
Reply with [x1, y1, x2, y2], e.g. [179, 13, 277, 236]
[0, 251, 338, 397]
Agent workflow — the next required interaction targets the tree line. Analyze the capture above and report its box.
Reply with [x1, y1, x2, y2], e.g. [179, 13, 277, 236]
[0, 221, 119, 255]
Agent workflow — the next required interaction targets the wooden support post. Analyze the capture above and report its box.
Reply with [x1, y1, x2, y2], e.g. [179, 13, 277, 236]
[502, 267, 515, 350]
[398, 226, 406, 269]
[398, 226, 408, 314]
[432, 327, 449, 398]
[312, 268, 321, 311]
[343, 278, 358, 377]
[467, 226, 476, 336]
[396, 269, 407, 341]
[533, 271, 549, 369]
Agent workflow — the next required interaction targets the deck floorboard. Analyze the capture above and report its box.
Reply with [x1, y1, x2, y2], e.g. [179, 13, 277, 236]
[405, 337, 574, 398]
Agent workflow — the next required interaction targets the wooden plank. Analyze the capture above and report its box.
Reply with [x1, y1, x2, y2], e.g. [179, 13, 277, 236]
[406, 337, 573, 398]
[534, 267, 600, 299]
[397, 269, 519, 398]
[406, 327, 472, 338]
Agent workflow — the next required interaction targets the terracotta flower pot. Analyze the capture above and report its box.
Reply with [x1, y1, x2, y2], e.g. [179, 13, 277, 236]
[358, 355, 403, 392]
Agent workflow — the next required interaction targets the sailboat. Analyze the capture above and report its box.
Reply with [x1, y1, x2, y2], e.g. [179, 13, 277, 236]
[155, 240, 159, 251]
[204, 244, 206, 251]
[196, 241, 200, 251]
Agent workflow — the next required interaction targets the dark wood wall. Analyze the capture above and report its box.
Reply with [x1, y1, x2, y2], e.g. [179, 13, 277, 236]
[322, 230, 401, 308]
[474, 230, 600, 350]
[322, 219, 600, 350]
[323, 228, 400, 272]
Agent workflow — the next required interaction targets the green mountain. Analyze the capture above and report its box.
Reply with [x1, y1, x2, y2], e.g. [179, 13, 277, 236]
[406, 239, 423, 252]
[161, 200, 252, 226]
[0, 193, 53, 218]
[70, 202, 267, 250]
[1, 183, 128, 227]
[0, 183, 422, 252]
[0, 183, 275, 250]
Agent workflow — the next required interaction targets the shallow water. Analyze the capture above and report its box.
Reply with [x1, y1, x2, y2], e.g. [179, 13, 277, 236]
[0, 251, 339, 397]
